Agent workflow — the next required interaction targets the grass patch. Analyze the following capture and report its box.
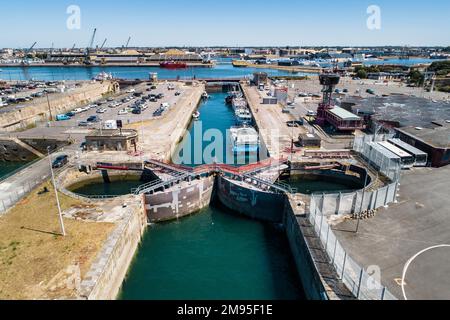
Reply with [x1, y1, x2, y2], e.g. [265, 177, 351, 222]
[0, 181, 115, 299]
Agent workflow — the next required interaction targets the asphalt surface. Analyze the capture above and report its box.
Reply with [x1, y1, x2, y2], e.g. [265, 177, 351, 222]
[333, 166, 450, 300]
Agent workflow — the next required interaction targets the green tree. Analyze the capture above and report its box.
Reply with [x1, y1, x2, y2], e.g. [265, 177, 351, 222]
[356, 69, 368, 79]
[409, 70, 424, 86]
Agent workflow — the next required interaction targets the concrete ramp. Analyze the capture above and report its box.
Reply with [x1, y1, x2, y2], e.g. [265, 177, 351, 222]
[11, 138, 45, 158]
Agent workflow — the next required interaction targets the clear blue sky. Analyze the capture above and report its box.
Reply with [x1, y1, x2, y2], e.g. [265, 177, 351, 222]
[1, 0, 449, 48]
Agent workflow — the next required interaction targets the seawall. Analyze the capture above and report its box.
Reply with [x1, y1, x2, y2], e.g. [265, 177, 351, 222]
[79, 199, 147, 300]
[0, 81, 115, 131]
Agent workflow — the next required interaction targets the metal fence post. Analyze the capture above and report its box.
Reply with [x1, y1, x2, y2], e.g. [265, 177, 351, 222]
[332, 237, 338, 265]
[341, 252, 347, 280]
[381, 287, 386, 300]
[319, 209, 324, 239]
[356, 269, 364, 299]
[325, 225, 331, 252]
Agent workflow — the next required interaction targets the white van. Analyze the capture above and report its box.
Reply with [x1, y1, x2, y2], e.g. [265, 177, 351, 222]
[104, 120, 118, 130]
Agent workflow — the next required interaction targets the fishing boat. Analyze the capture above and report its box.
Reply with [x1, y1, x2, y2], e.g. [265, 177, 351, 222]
[225, 90, 242, 105]
[201, 92, 209, 100]
[229, 126, 259, 153]
[160, 61, 188, 69]
[231, 97, 247, 111]
[192, 111, 200, 120]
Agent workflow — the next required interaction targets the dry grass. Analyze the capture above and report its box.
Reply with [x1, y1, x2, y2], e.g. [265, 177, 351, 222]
[0, 181, 115, 300]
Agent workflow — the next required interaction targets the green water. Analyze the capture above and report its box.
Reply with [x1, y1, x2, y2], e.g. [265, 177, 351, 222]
[0, 162, 30, 180]
[69, 178, 143, 197]
[284, 176, 362, 195]
[119, 203, 305, 300]
[118, 92, 306, 300]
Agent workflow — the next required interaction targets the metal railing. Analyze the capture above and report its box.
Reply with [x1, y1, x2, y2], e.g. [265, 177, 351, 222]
[132, 172, 191, 195]
[308, 195, 398, 300]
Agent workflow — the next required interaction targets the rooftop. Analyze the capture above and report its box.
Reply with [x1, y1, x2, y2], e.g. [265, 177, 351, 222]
[346, 95, 450, 128]
[396, 122, 450, 149]
[329, 106, 361, 121]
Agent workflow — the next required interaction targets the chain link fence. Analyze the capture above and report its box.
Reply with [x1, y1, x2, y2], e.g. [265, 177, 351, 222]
[0, 169, 51, 213]
[353, 134, 401, 181]
[305, 134, 403, 300]
[309, 194, 398, 300]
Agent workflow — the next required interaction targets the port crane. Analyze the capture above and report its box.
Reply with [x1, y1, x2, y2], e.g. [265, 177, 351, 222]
[99, 38, 107, 50]
[21, 42, 37, 66]
[124, 36, 131, 50]
[84, 28, 97, 65]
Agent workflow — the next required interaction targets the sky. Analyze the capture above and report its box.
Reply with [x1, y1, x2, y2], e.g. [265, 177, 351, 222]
[1, 0, 449, 48]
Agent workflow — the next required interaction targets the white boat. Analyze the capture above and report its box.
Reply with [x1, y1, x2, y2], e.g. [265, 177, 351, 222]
[231, 97, 247, 111]
[229, 126, 259, 153]
[93, 72, 113, 81]
[235, 108, 252, 124]
[201, 92, 209, 100]
[192, 111, 200, 120]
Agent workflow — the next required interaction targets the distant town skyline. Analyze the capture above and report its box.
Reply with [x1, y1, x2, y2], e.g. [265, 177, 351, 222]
[1, 0, 450, 48]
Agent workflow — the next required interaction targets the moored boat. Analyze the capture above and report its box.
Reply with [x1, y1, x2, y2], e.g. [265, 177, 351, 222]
[192, 111, 200, 120]
[235, 108, 252, 125]
[229, 125, 259, 153]
[160, 61, 188, 69]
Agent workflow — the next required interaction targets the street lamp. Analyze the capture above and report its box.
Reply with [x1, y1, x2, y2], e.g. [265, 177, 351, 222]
[47, 146, 66, 236]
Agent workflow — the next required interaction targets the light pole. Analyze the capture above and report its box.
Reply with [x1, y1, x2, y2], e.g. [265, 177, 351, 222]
[47, 147, 66, 236]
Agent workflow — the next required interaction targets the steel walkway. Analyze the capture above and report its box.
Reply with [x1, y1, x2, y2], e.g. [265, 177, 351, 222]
[133, 158, 296, 195]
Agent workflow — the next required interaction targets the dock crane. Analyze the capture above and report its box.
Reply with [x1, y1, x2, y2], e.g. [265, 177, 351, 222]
[84, 28, 97, 65]
[99, 38, 107, 50]
[21, 42, 37, 65]
[124, 36, 131, 50]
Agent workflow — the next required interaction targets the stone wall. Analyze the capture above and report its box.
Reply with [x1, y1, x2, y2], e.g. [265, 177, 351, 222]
[79, 201, 147, 300]
[0, 81, 115, 131]
[20, 137, 70, 154]
[0, 138, 40, 162]
[284, 206, 328, 300]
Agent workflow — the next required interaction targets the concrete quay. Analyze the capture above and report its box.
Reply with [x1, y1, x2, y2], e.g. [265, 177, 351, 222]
[126, 82, 204, 161]
[332, 166, 450, 300]
[242, 83, 305, 159]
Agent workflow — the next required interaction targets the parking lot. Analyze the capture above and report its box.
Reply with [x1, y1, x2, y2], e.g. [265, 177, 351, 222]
[49, 81, 187, 129]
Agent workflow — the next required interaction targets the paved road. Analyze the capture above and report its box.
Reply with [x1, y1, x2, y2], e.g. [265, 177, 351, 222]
[0, 149, 72, 213]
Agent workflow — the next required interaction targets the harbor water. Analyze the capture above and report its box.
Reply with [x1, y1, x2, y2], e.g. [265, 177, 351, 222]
[119, 205, 305, 300]
[0, 162, 31, 181]
[0, 63, 295, 82]
[119, 91, 306, 300]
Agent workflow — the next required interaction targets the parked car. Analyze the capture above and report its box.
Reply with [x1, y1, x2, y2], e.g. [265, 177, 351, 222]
[118, 109, 128, 115]
[306, 110, 317, 117]
[132, 108, 142, 115]
[66, 112, 75, 117]
[96, 108, 107, 113]
[78, 121, 90, 127]
[175, 91, 181, 96]
[52, 155, 69, 169]
[286, 120, 304, 127]
[87, 115, 101, 123]
[56, 114, 71, 121]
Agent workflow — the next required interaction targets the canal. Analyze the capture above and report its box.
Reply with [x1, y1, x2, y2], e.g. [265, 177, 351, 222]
[117, 91, 306, 300]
